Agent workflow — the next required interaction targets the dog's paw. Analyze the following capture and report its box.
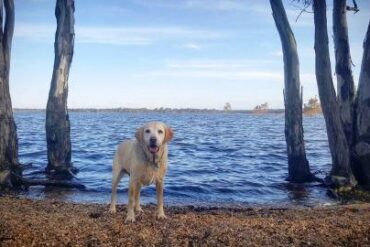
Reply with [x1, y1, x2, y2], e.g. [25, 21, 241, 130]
[109, 206, 116, 214]
[156, 213, 167, 220]
[125, 214, 136, 223]
[135, 207, 144, 213]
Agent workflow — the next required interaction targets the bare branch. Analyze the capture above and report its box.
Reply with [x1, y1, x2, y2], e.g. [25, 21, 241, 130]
[346, 6, 359, 13]
[289, 1, 313, 22]
[346, 0, 359, 13]
[295, 4, 312, 22]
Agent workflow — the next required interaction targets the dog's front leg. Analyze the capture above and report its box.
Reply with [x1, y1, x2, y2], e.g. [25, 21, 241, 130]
[134, 183, 143, 213]
[156, 179, 166, 219]
[110, 169, 124, 214]
[125, 180, 137, 223]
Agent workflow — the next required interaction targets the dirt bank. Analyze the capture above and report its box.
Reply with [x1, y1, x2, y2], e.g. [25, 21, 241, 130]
[0, 196, 369, 246]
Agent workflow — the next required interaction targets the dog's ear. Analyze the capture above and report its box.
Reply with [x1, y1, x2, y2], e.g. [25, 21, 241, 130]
[164, 127, 174, 143]
[135, 127, 144, 144]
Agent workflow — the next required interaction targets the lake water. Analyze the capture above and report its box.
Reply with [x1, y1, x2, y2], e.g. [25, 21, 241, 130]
[15, 111, 335, 206]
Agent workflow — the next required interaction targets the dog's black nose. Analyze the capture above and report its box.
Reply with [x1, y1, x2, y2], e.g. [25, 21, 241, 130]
[150, 137, 157, 146]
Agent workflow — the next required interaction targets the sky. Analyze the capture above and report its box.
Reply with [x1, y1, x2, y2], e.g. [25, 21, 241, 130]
[10, 0, 370, 110]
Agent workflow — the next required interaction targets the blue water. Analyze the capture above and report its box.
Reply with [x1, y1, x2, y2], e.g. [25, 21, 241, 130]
[15, 111, 335, 206]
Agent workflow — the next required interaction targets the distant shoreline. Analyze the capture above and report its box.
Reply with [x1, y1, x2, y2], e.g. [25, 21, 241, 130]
[13, 108, 287, 114]
[13, 108, 324, 115]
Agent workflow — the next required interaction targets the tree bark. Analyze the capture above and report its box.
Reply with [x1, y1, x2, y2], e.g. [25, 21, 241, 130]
[45, 0, 74, 175]
[333, 0, 355, 146]
[313, 0, 356, 186]
[353, 20, 370, 186]
[270, 0, 315, 182]
[0, 0, 21, 187]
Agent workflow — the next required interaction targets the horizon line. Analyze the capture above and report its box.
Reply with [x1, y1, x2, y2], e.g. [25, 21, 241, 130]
[13, 107, 286, 112]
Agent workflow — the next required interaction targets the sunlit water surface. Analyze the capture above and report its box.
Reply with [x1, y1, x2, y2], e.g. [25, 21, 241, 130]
[15, 111, 334, 206]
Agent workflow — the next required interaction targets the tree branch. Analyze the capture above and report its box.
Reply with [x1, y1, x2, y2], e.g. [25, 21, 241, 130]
[295, 4, 312, 22]
[346, 0, 359, 13]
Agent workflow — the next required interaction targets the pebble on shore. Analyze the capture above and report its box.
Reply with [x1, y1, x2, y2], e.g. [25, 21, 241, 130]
[0, 196, 369, 246]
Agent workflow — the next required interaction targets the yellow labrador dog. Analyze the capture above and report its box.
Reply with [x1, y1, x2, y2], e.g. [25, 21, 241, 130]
[109, 122, 174, 223]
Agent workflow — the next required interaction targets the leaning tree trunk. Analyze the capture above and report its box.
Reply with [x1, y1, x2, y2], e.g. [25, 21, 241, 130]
[313, 0, 356, 187]
[353, 20, 370, 186]
[270, 0, 315, 182]
[0, 0, 21, 187]
[45, 0, 74, 175]
[333, 0, 355, 147]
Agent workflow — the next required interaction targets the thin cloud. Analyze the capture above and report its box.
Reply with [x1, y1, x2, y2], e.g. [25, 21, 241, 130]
[134, 59, 318, 83]
[133, 0, 249, 11]
[15, 23, 55, 41]
[134, 59, 283, 81]
[139, 70, 283, 81]
[270, 50, 283, 57]
[166, 59, 278, 70]
[14, 23, 227, 46]
[250, 2, 314, 27]
[184, 0, 248, 11]
[182, 43, 202, 50]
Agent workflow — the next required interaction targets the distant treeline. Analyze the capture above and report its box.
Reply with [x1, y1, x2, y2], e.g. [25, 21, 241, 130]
[13, 108, 286, 114]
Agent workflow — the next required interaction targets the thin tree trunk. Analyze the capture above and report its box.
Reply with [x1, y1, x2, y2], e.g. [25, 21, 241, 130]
[313, 0, 356, 186]
[353, 20, 370, 186]
[333, 0, 355, 146]
[45, 0, 74, 175]
[270, 0, 314, 182]
[0, 0, 21, 187]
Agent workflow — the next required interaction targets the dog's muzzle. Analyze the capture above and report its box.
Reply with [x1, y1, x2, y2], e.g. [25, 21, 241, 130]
[149, 137, 159, 154]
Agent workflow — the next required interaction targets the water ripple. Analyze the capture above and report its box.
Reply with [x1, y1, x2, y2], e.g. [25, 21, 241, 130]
[14, 111, 334, 206]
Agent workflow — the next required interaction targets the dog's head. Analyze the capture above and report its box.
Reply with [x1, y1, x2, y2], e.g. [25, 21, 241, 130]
[136, 122, 174, 155]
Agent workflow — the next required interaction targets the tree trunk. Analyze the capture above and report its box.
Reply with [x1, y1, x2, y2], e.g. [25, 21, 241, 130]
[313, 0, 356, 187]
[0, 0, 21, 187]
[333, 0, 355, 146]
[45, 0, 74, 175]
[270, 0, 314, 182]
[353, 20, 370, 186]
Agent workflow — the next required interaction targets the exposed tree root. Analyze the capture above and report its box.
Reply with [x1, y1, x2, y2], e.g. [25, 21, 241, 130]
[20, 177, 86, 190]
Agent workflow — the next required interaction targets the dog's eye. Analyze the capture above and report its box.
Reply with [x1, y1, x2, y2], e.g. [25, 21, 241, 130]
[158, 130, 163, 134]
[145, 129, 150, 134]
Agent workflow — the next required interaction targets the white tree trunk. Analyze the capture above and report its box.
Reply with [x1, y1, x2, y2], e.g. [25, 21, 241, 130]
[333, 0, 355, 146]
[45, 0, 75, 175]
[354, 19, 370, 186]
[0, 0, 21, 187]
[313, 0, 356, 186]
[270, 0, 314, 182]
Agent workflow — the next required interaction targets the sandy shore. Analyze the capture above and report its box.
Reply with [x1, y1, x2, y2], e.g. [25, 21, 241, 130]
[0, 196, 369, 246]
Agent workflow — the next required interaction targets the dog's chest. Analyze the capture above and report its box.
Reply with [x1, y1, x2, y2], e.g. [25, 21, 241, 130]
[137, 165, 161, 185]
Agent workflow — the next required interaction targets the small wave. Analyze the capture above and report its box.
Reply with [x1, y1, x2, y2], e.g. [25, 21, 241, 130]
[14, 111, 333, 206]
